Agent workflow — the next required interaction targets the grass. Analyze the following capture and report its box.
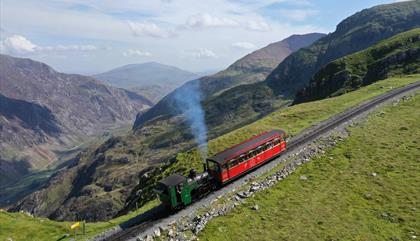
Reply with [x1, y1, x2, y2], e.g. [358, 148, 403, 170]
[0, 200, 159, 241]
[1, 75, 419, 240]
[170, 75, 420, 174]
[198, 91, 420, 240]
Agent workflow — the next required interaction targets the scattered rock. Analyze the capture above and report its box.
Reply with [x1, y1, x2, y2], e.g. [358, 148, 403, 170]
[153, 228, 161, 237]
[364, 193, 372, 200]
[252, 204, 259, 211]
[372, 172, 377, 177]
[300, 175, 308, 180]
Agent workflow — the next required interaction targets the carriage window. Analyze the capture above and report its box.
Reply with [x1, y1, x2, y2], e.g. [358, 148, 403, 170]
[222, 164, 228, 171]
[228, 159, 238, 168]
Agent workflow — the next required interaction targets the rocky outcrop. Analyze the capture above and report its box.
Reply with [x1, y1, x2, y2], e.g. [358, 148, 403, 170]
[294, 29, 420, 104]
[0, 54, 152, 188]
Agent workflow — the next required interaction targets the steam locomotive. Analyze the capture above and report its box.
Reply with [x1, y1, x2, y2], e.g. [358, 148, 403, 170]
[153, 130, 288, 209]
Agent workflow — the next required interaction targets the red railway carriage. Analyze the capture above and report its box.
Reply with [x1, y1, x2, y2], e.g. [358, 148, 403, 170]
[206, 130, 287, 184]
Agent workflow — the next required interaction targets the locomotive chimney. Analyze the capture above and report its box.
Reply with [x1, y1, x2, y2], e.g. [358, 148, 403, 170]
[203, 161, 207, 172]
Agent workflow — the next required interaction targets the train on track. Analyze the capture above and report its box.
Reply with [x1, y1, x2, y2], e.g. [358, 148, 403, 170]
[154, 130, 288, 209]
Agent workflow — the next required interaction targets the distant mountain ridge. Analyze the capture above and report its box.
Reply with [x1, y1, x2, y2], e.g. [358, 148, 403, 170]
[134, 32, 325, 128]
[93, 62, 199, 103]
[0, 54, 152, 186]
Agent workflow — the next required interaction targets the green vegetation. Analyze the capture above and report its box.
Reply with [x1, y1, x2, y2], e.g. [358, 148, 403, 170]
[2, 75, 419, 240]
[0, 200, 159, 241]
[199, 90, 420, 240]
[295, 28, 420, 103]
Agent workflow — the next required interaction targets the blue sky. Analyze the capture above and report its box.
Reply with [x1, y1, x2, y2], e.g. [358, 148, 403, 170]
[0, 0, 404, 74]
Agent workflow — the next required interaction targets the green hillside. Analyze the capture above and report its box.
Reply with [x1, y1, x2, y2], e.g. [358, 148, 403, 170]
[3, 75, 419, 241]
[199, 88, 420, 241]
[0, 200, 158, 241]
[295, 28, 420, 103]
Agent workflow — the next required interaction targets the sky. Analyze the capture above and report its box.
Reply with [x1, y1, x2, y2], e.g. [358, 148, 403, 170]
[0, 0, 406, 74]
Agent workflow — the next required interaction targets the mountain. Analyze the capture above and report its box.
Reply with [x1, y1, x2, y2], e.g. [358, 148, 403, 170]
[294, 28, 420, 104]
[8, 33, 324, 222]
[266, 1, 420, 96]
[93, 62, 199, 103]
[194, 0, 420, 138]
[0, 54, 152, 186]
[134, 32, 325, 128]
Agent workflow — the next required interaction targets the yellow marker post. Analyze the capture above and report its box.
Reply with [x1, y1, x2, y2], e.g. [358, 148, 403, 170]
[71, 222, 81, 240]
[71, 222, 80, 230]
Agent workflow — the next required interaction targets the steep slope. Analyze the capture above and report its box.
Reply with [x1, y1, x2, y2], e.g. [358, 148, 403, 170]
[294, 28, 420, 103]
[0, 55, 152, 186]
[198, 0, 420, 136]
[93, 62, 199, 103]
[134, 33, 325, 128]
[267, 0, 420, 96]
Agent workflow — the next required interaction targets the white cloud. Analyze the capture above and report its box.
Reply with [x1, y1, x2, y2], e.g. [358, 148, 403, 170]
[1, 0, 327, 72]
[185, 13, 239, 28]
[246, 19, 271, 32]
[123, 49, 152, 57]
[0, 35, 99, 55]
[0, 35, 37, 54]
[231, 41, 256, 50]
[189, 48, 217, 59]
[128, 21, 176, 38]
[40, 45, 97, 51]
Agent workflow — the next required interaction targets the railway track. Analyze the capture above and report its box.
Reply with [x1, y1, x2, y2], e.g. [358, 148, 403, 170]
[98, 80, 420, 241]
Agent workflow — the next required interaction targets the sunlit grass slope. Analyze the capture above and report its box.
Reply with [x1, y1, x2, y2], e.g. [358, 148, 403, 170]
[199, 86, 420, 240]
